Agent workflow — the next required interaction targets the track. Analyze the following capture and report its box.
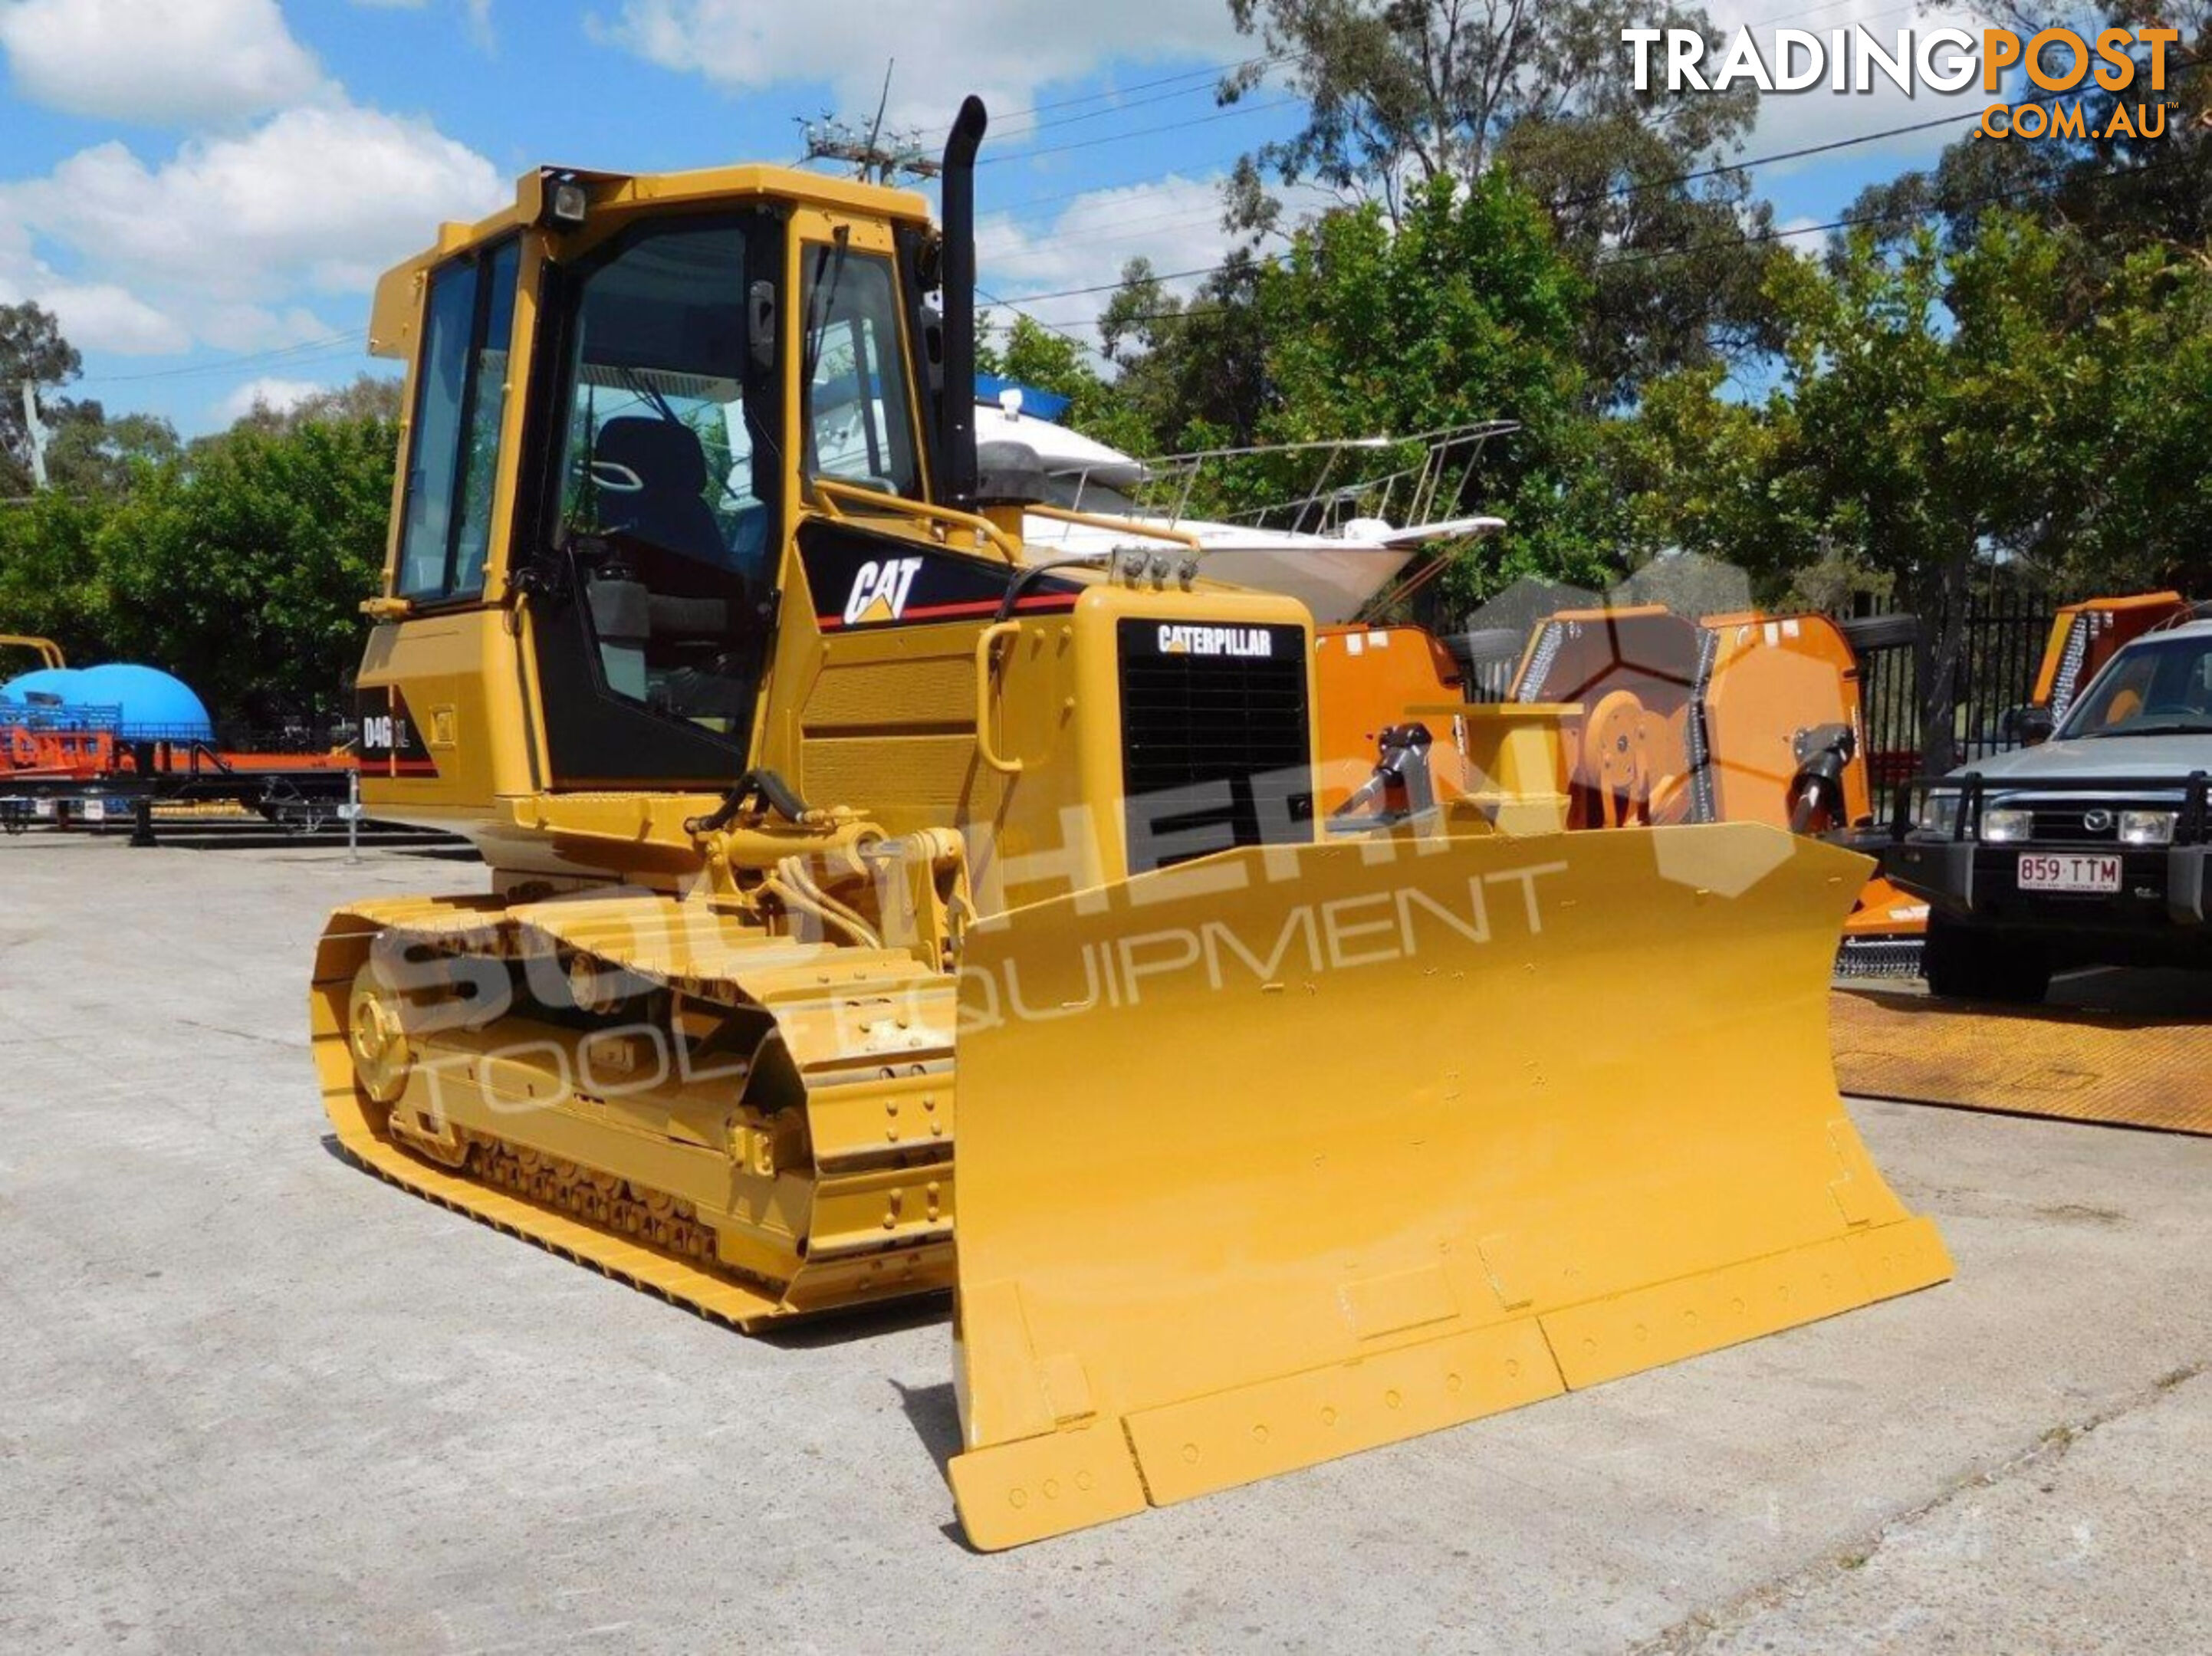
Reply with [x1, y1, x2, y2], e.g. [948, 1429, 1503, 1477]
[311, 893, 959, 1330]
[1832, 981, 2212, 1135]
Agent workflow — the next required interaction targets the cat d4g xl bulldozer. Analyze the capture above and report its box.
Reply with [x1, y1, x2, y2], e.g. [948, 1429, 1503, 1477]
[313, 99, 1949, 1549]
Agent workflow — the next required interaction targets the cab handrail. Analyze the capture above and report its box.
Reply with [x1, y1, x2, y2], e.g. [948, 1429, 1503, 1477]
[810, 478, 1024, 567]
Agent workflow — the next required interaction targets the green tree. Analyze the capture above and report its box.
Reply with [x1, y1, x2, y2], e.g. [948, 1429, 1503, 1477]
[1240, 172, 1624, 610]
[1616, 211, 2212, 767]
[44, 409, 181, 496]
[1096, 252, 1273, 457]
[106, 412, 397, 724]
[0, 390, 398, 726]
[220, 373, 405, 439]
[1842, 6, 2207, 258]
[977, 314, 1155, 456]
[1219, 0, 1780, 403]
[0, 486, 117, 651]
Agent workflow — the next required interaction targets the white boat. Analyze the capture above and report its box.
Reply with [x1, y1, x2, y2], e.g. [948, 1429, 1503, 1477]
[973, 396, 1510, 624]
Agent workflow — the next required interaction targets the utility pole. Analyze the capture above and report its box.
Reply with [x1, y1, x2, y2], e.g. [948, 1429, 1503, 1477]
[800, 120, 942, 186]
[20, 381, 51, 491]
[800, 60, 941, 186]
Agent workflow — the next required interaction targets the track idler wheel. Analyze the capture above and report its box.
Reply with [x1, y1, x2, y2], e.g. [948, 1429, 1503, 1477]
[347, 970, 416, 1106]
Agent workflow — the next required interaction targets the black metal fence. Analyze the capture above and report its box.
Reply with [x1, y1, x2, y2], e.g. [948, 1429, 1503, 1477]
[1850, 584, 2059, 819]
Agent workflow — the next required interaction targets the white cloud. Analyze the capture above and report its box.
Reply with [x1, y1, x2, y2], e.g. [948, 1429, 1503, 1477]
[198, 302, 340, 353]
[5, 103, 507, 307]
[978, 173, 1340, 352]
[0, 0, 325, 125]
[0, 224, 192, 355]
[41, 282, 191, 354]
[981, 175, 1232, 296]
[978, 174, 1239, 353]
[593, 0, 1245, 129]
[0, 94, 501, 380]
[214, 375, 328, 422]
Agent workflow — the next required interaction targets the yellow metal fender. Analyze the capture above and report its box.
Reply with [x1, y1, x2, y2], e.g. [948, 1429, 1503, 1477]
[945, 823, 1951, 1549]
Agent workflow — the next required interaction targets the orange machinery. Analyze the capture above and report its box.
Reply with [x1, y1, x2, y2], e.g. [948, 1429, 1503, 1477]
[2, 636, 358, 830]
[1, 716, 356, 785]
[1314, 606, 1928, 970]
[2030, 592, 2198, 729]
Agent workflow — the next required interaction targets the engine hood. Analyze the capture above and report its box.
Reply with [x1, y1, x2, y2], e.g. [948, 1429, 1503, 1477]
[1942, 733, 2212, 785]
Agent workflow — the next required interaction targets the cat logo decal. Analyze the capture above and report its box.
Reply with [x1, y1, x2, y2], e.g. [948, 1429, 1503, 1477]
[843, 557, 925, 626]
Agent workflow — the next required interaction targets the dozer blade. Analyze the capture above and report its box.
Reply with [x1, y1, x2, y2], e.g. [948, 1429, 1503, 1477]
[1832, 986, 2212, 1135]
[946, 823, 1950, 1549]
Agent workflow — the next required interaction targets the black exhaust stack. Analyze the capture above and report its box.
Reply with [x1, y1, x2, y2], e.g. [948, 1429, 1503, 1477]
[938, 96, 988, 511]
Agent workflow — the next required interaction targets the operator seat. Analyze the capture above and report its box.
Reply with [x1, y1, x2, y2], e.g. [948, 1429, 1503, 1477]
[593, 416, 729, 567]
[586, 416, 749, 716]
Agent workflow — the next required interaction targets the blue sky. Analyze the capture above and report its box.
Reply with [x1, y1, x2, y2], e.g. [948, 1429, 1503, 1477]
[0, 0, 1990, 436]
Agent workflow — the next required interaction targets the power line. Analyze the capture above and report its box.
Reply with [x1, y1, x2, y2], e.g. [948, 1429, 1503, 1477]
[1563, 107, 1965, 212]
[971, 2, 2007, 222]
[78, 333, 360, 387]
[978, 95, 1305, 166]
[984, 61, 1294, 146]
[1595, 144, 2195, 271]
[995, 258, 1265, 305]
[1017, 55, 1271, 118]
[1007, 146, 2194, 330]
[1741, 0, 1893, 28]
[976, 284, 1111, 362]
[989, 54, 2203, 314]
[921, 52, 1291, 144]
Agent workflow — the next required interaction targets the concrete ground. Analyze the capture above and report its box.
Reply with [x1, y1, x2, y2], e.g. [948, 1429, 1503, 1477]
[2, 836, 2207, 1655]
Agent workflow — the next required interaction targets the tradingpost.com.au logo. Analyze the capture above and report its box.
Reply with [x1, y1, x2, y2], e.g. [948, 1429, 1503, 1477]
[1625, 24, 2184, 142]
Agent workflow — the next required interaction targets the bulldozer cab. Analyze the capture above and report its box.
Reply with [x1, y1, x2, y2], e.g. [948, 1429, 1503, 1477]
[356, 162, 952, 812]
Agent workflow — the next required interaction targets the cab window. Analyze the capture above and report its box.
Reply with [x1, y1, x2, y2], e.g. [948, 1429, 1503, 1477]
[396, 238, 518, 600]
[553, 218, 770, 734]
[801, 249, 919, 498]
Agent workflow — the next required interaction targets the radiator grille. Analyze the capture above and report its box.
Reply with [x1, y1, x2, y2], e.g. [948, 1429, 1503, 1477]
[2014, 800, 2181, 843]
[1117, 619, 1313, 873]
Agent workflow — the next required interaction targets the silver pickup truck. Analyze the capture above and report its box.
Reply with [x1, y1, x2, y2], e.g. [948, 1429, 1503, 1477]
[1886, 617, 2212, 1002]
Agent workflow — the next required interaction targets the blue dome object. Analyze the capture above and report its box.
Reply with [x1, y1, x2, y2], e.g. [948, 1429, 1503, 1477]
[67, 664, 215, 741]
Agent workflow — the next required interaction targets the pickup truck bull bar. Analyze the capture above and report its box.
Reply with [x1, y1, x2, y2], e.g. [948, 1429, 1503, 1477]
[1888, 769, 2212, 846]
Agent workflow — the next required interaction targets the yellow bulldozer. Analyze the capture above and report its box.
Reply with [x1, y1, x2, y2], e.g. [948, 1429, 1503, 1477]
[312, 99, 1949, 1550]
